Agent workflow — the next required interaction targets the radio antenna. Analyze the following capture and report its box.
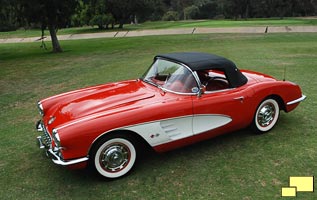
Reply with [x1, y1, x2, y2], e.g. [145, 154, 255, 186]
[283, 66, 286, 81]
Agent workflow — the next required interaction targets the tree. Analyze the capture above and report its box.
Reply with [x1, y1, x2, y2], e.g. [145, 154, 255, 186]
[169, 0, 194, 19]
[86, 0, 115, 29]
[223, 0, 251, 19]
[71, 0, 90, 27]
[19, 0, 79, 53]
[104, 0, 160, 28]
[162, 11, 179, 20]
[296, 0, 316, 16]
[184, 5, 199, 20]
[0, 0, 19, 31]
[197, 0, 219, 19]
[90, 14, 115, 29]
[105, 0, 132, 28]
[143, 0, 166, 21]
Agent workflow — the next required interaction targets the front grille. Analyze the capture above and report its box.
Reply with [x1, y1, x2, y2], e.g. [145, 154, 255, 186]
[39, 122, 52, 148]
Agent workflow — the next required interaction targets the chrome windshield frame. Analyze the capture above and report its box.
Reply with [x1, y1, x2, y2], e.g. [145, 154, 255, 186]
[141, 57, 202, 96]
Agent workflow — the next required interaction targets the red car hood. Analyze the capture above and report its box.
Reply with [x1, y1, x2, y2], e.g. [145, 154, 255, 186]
[42, 80, 155, 124]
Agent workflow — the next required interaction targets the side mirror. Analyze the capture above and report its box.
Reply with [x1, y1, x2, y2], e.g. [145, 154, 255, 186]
[198, 85, 206, 97]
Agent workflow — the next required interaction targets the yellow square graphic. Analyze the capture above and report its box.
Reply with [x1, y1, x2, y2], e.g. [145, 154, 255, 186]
[289, 176, 314, 192]
[282, 187, 297, 197]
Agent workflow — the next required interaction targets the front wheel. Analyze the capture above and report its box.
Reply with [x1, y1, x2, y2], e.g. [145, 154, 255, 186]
[91, 135, 137, 179]
[252, 98, 280, 134]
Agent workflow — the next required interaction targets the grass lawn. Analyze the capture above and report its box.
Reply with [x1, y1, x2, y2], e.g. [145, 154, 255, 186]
[0, 32, 316, 199]
[0, 17, 317, 39]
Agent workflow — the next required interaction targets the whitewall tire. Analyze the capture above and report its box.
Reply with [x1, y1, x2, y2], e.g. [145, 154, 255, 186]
[92, 136, 137, 179]
[253, 98, 280, 134]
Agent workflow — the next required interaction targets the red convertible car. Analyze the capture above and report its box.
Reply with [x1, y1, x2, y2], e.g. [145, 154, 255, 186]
[36, 52, 305, 178]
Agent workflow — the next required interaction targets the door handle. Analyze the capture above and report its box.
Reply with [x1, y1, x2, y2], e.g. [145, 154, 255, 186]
[233, 96, 244, 102]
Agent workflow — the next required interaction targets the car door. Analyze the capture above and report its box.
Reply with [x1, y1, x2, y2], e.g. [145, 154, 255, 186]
[192, 87, 253, 135]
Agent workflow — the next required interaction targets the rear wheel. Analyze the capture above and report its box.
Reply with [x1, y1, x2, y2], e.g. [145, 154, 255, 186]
[252, 98, 280, 134]
[90, 135, 137, 179]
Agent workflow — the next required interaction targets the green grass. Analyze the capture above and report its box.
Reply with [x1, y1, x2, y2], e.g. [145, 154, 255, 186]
[0, 33, 317, 199]
[1, 17, 317, 39]
[127, 18, 317, 29]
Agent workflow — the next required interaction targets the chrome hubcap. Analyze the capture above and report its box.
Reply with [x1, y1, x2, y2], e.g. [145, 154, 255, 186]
[100, 144, 129, 172]
[257, 103, 275, 127]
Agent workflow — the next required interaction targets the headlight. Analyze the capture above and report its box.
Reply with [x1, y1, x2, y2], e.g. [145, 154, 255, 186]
[37, 102, 44, 116]
[52, 129, 65, 159]
[52, 129, 61, 148]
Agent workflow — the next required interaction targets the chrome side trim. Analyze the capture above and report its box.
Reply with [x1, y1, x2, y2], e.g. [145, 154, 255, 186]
[47, 149, 89, 166]
[87, 114, 233, 153]
[160, 87, 197, 96]
[204, 88, 235, 94]
[88, 115, 194, 150]
[287, 95, 306, 105]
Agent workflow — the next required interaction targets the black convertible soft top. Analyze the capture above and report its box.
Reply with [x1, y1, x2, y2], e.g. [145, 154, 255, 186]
[155, 52, 248, 88]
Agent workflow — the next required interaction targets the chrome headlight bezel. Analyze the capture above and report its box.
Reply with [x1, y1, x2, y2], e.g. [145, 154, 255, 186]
[52, 129, 61, 148]
[37, 102, 44, 116]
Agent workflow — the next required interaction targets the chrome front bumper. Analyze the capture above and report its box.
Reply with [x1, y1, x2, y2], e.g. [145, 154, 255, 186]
[36, 120, 89, 166]
[287, 95, 307, 105]
[37, 136, 46, 149]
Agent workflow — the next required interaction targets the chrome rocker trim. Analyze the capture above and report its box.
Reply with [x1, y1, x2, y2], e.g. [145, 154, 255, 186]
[287, 95, 307, 105]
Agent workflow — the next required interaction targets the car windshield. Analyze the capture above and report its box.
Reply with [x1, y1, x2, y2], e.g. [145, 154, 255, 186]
[142, 58, 198, 93]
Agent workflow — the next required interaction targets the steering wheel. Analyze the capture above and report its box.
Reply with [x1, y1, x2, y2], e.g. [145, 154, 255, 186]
[164, 73, 171, 85]
[203, 76, 227, 87]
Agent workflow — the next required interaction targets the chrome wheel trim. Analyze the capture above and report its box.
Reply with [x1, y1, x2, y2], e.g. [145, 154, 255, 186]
[95, 138, 136, 178]
[100, 143, 130, 172]
[257, 103, 275, 127]
[255, 99, 279, 132]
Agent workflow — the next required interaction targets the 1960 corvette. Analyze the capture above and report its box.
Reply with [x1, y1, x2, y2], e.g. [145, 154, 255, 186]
[36, 52, 306, 178]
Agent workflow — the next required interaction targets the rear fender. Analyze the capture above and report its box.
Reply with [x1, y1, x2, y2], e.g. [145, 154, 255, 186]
[250, 81, 303, 112]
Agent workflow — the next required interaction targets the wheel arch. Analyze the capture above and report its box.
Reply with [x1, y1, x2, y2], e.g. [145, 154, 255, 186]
[264, 94, 286, 111]
[88, 129, 152, 156]
[250, 81, 296, 113]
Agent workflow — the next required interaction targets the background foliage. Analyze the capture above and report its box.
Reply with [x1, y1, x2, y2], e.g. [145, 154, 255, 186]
[2, 0, 315, 52]
[2, 0, 317, 32]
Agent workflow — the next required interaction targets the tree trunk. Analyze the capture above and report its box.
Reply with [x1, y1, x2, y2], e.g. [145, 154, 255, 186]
[48, 24, 62, 53]
[119, 19, 124, 29]
[245, 4, 249, 19]
[134, 15, 138, 25]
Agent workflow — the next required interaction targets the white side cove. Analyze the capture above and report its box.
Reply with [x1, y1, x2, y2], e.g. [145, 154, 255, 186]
[124, 115, 232, 147]
[193, 115, 232, 135]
